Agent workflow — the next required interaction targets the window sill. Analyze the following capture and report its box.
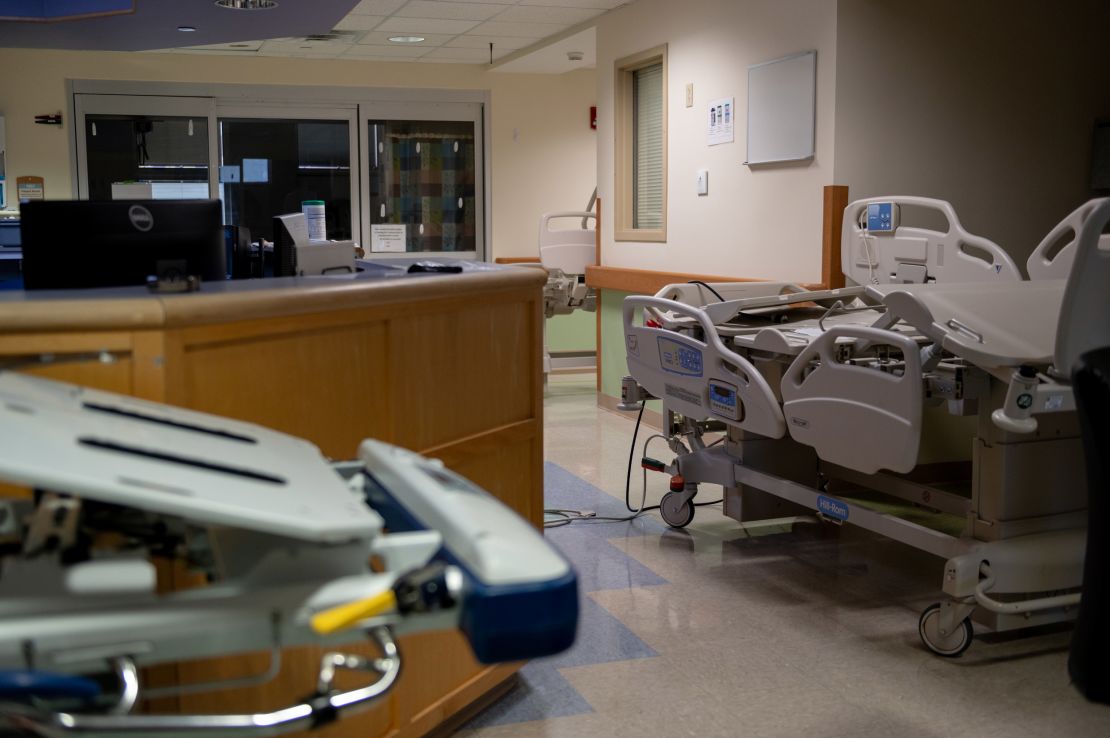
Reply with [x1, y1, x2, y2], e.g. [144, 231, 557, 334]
[614, 228, 666, 243]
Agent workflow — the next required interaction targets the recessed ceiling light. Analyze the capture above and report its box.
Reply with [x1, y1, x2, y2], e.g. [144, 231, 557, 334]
[178, 26, 197, 32]
[215, 0, 278, 10]
[388, 36, 425, 44]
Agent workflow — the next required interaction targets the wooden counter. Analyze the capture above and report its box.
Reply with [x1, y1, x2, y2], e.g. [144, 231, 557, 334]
[0, 266, 547, 737]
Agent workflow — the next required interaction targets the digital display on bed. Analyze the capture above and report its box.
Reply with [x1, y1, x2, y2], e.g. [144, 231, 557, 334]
[708, 380, 740, 421]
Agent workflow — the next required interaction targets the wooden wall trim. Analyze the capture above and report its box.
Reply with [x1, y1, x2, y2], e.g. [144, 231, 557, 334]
[822, 184, 849, 290]
[493, 257, 541, 264]
[587, 186, 845, 298]
[595, 197, 602, 392]
[585, 265, 769, 295]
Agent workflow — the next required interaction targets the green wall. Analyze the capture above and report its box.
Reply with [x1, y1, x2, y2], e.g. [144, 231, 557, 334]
[600, 288, 662, 413]
[599, 288, 630, 400]
[546, 309, 596, 353]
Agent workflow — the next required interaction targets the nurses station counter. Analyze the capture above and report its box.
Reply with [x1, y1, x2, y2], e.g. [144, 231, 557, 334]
[0, 263, 547, 737]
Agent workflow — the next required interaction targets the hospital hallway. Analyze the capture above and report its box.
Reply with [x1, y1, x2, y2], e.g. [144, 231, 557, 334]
[456, 373, 1110, 737]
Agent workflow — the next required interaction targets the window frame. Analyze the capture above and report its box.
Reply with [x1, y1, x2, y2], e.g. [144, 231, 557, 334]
[215, 103, 360, 245]
[73, 94, 219, 201]
[67, 80, 490, 261]
[614, 44, 668, 243]
[358, 100, 485, 261]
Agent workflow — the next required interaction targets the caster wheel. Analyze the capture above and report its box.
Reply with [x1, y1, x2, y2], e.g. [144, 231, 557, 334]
[918, 603, 973, 657]
[660, 493, 695, 528]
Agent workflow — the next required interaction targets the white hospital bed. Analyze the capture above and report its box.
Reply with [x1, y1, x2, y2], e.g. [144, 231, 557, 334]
[0, 374, 577, 735]
[620, 196, 1109, 655]
[533, 193, 599, 375]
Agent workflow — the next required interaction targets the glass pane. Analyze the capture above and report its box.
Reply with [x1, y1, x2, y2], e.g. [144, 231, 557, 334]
[219, 118, 351, 242]
[84, 115, 209, 200]
[367, 120, 476, 253]
[633, 62, 664, 230]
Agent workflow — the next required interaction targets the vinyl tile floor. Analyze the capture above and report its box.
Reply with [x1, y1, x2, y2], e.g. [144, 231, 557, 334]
[456, 374, 1110, 737]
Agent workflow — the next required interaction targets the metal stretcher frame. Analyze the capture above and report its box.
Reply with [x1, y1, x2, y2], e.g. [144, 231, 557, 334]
[621, 196, 1108, 656]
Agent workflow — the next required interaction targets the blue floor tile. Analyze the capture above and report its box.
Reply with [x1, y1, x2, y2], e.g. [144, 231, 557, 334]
[461, 463, 667, 730]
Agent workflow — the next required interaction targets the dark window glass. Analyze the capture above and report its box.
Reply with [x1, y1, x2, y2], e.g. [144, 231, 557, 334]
[84, 115, 209, 200]
[219, 119, 351, 242]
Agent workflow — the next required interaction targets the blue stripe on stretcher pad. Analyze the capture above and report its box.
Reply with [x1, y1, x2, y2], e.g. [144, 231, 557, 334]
[361, 471, 579, 665]
[0, 670, 101, 701]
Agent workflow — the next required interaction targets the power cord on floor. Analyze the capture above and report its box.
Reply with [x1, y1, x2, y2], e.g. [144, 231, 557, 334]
[543, 401, 722, 528]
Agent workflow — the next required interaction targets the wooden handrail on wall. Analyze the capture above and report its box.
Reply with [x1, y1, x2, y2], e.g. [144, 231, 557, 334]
[585, 266, 770, 294]
[493, 257, 541, 264]
[586, 184, 848, 296]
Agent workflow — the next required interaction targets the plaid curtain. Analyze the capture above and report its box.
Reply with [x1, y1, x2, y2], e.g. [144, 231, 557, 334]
[387, 132, 476, 252]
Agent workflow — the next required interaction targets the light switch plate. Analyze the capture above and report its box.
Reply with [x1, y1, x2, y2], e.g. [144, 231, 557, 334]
[685, 83, 694, 108]
[696, 169, 708, 196]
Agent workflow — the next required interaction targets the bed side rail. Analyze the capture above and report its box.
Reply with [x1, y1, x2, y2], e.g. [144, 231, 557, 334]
[780, 325, 923, 474]
[623, 295, 786, 439]
[841, 196, 1021, 286]
[1027, 197, 1110, 281]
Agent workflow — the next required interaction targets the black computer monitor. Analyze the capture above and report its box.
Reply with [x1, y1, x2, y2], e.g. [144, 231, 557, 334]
[20, 199, 226, 290]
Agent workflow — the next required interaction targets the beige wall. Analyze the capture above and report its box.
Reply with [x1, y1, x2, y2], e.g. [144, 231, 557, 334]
[0, 48, 596, 259]
[595, 0, 838, 283]
[834, 0, 1110, 269]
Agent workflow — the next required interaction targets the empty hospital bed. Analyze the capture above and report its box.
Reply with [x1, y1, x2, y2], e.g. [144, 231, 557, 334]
[619, 195, 1108, 655]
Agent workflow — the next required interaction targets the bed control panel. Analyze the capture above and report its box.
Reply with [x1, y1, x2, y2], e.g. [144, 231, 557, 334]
[866, 201, 899, 233]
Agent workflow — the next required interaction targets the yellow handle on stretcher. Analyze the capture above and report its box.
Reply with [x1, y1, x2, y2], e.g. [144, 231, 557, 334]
[311, 590, 398, 635]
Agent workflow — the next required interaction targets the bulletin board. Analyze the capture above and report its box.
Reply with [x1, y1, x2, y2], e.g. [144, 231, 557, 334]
[745, 50, 816, 166]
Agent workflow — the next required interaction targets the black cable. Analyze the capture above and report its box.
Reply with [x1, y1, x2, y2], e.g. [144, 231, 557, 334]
[544, 400, 722, 529]
[688, 280, 725, 302]
[625, 401, 661, 513]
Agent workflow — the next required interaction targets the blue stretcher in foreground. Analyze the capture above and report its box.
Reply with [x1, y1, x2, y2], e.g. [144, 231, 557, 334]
[0, 372, 577, 736]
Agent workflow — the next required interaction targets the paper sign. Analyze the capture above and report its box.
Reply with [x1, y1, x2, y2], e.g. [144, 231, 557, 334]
[707, 96, 735, 146]
[16, 175, 44, 203]
[219, 165, 241, 183]
[371, 224, 407, 253]
[243, 158, 269, 183]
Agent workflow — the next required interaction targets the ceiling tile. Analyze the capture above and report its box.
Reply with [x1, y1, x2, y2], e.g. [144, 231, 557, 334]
[185, 40, 265, 51]
[334, 14, 386, 31]
[446, 34, 534, 50]
[261, 41, 352, 53]
[519, 0, 627, 7]
[421, 46, 497, 61]
[377, 16, 481, 34]
[356, 31, 453, 46]
[494, 5, 601, 24]
[397, 1, 504, 21]
[343, 44, 430, 58]
[467, 19, 569, 38]
[430, 0, 517, 5]
[350, 0, 408, 14]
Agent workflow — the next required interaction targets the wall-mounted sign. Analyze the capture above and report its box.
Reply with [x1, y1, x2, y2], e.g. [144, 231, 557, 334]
[16, 176, 44, 204]
[371, 224, 407, 253]
[707, 96, 735, 146]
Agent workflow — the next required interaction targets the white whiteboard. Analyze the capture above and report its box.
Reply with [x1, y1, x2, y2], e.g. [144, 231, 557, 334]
[745, 50, 816, 165]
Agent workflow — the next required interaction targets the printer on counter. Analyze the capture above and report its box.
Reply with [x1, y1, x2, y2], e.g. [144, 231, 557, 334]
[272, 212, 357, 277]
